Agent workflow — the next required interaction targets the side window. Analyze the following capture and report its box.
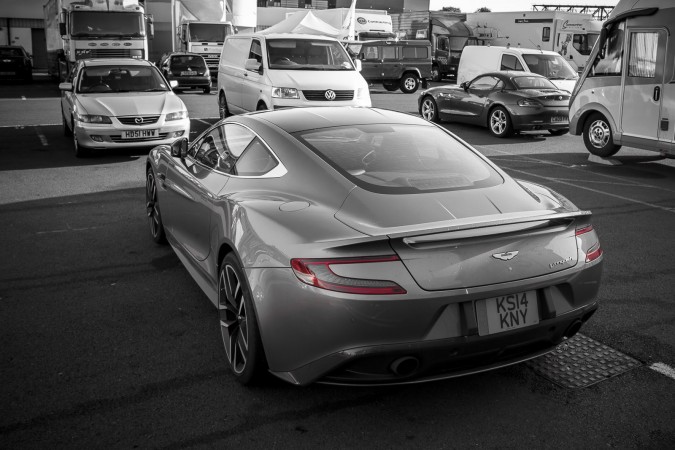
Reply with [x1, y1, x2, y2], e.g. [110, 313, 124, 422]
[67, 64, 78, 83]
[590, 22, 624, 77]
[627, 32, 658, 78]
[194, 128, 228, 170]
[469, 75, 499, 90]
[234, 138, 279, 176]
[249, 39, 263, 64]
[402, 46, 428, 59]
[382, 46, 396, 60]
[542, 27, 551, 42]
[363, 45, 379, 60]
[501, 54, 524, 71]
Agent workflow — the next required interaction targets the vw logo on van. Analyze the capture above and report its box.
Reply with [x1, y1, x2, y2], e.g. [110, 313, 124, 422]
[325, 90, 336, 101]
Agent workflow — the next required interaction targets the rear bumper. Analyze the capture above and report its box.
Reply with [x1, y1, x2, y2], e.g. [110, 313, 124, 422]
[171, 76, 211, 89]
[277, 302, 597, 386]
[510, 107, 570, 131]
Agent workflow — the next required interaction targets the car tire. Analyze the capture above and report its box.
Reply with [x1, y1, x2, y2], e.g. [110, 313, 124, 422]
[420, 96, 439, 123]
[218, 92, 230, 119]
[549, 128, 569, 136]
[72, 119, 89, 157]
[431, 65, 442, 82]
[146, 167, 167, 245]
[256, 102, 268, 111]
[582, 113, 621, 157]
[382, 82, 398, 92]
[203, 86, 211, 94]
[399, 73, 419, 94]
[488, 106, 513, 138]
[219, 253, 268, 385]
[62, 111, 72, 137]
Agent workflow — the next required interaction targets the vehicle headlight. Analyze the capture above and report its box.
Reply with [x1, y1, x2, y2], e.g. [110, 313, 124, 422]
[272, 87, 299, 99]
[166, 110, 188, 121]
[355, 87, 369, 100]
[76, 113, 112, 124]
[517, 98, 542, 108]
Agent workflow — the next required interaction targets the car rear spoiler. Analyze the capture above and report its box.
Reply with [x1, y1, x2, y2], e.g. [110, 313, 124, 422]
[386, 210, 592, 241]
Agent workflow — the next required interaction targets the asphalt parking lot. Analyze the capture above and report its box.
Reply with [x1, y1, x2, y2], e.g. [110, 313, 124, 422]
[1, 76, 674, 448]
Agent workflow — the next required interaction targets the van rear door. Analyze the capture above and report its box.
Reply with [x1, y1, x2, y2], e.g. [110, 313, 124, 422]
[621, 28, 667, 146]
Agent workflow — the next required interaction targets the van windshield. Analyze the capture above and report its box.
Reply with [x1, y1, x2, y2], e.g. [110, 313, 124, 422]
[267, 39, 355, 70]
[522, 54, 578, 80]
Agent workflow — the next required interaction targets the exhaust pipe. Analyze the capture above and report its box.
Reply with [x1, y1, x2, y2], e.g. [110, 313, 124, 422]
[564, 320, 583, 338]
[390, 356, 420, 377]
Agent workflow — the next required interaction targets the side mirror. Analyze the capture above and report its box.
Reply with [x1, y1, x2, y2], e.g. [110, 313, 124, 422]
[244, 58, 262, 74]
[460, 82, 468, 90]
[169, 80, 178, 88]
[171, 137, 189, 158]
[59, 22, 66, 36]
[354, 59, 362, 72]
[146, 14, 154, 40]
[59, 82, 73, 91]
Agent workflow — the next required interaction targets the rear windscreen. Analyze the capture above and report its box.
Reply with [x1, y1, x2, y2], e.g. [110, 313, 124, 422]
[294, 124, 502, 194]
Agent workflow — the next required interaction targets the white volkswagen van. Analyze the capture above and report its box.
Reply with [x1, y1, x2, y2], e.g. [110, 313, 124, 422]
[216, 33, 371, 116]
[457, 45, 579, 93]
[569, 0, 674, 158]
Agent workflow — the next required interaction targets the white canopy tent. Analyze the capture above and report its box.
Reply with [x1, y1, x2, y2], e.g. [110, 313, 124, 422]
[258, 11, 342, 37]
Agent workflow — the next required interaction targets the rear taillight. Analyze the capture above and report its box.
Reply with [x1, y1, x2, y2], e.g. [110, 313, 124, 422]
[576, 225, 603, 263]
[290, 255, 406, 295]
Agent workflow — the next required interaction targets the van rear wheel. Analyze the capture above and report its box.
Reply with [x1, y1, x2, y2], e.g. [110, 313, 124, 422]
[583, 113, 621, 157]
[399, 74, 419, 94]
[218, 92, 230, 119]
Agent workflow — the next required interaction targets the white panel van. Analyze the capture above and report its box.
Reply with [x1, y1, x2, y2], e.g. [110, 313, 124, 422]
[457, 45, 579, 93]
[216, 33, 371, 116]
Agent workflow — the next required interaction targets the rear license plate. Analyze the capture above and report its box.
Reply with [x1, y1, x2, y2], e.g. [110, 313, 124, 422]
[180, 71, 197, 76]
[483, 291, 539, 335]
[123, 129, 157, 139]
[551, 116, 569, 123]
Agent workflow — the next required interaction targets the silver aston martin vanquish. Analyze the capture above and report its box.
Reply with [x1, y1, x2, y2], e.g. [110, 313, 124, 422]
[146, 107, 603, 386]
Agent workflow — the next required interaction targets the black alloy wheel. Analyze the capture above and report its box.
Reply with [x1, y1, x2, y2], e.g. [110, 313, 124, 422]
[146, 168, 167, 244]
[218, 253, 267, 385]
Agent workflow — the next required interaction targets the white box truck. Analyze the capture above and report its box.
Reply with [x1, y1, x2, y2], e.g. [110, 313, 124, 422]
[466, 11, 602, 72]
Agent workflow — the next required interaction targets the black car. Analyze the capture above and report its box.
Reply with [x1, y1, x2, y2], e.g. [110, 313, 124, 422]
[157, 52, 211, 94]
[0, 45, 32, 82]
[419, 71, 570, 137]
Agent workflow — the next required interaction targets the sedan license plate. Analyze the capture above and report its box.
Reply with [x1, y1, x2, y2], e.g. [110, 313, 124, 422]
[123, 129, 157, 139]
[551, 116, 569, 123]
[180, 71, 197, 76]
[483, 291, 539, 335]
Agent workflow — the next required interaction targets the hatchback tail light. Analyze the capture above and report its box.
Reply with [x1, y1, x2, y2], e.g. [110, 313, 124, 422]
[290, 256, 406, 295]
[576, 225, 603, 263]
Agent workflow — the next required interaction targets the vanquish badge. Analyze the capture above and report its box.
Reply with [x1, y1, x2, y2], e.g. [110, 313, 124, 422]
[492, 251, 519, 261]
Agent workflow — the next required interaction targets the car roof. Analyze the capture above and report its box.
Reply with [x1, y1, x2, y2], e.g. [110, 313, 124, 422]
[486, 71, 547, 78]
[81, 58, 154, 67]
[245, 33, 338, 41]
[464, 45, 562, 56]
[247, 107, 433, 134]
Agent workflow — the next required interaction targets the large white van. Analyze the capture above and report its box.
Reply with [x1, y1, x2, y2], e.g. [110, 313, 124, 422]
[216, 33, 371, 116]
[569, 0, 674, 158]
[457, 45, 579, 93]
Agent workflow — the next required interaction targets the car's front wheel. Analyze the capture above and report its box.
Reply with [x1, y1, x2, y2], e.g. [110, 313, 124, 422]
[146, 168, 167, 245]
[72, 119, 89, 157]
[489, 107, 513, 138]
[203, 86, 211, 94]
[62, 111, 72, 137]
[218, 253, 267, 385]
[420, 96, 439, 123]
[582, 113, 621, 157]
[431, 65, 442, 82]
[399, 73, 419, 94]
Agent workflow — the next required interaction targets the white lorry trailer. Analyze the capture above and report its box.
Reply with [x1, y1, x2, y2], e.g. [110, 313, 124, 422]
[466, 11, 602, 72]
[44, 0, 152, 81]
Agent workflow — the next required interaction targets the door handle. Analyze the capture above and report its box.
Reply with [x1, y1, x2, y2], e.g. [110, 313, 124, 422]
[653, 86, 661, 102]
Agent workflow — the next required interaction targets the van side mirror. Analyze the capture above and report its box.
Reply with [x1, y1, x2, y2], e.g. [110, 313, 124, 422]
[171, 137, 189, 159]
[245, 58, 262, 74]
[354, 59, 362, 72]
[146, 14, 154, 40]
[59, 22, 66, 36]
[460, 82, 468, 90]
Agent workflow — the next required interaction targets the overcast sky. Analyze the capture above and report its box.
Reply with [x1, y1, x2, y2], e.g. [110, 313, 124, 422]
[428, 0, 619, 12]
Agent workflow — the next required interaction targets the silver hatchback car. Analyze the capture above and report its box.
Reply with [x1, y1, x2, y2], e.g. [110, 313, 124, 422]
[146, 106, 603, 386]
[60, 58, 190, 157]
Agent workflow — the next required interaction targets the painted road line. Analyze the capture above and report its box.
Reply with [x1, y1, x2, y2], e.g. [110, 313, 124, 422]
[36, 127, 49, 146]
[650, 362, 675, 380]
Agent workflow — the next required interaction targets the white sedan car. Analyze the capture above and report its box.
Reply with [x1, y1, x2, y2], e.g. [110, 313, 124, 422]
[60, 58, 190, 157]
